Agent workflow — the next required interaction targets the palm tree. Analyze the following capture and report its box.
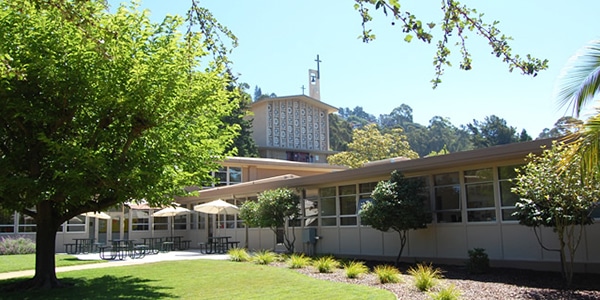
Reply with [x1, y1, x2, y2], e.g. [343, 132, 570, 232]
[556, 39, 600, 180]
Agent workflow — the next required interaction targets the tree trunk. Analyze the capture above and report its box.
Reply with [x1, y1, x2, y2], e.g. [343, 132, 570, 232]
[395, 230, 407, 266]
[13, 201, 65, 290]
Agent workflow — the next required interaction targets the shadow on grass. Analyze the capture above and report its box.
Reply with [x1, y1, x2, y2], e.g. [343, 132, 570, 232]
[1, 275, 174, 299]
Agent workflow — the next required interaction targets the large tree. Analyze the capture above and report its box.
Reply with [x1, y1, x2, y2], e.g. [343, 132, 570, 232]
[465, 115, 531, 148]
[239, 188, 301, 253]
[360, 171, 432, 266]
[512, 142, 598, 286]
[0, 0, 237, 289]
[354, 0, 548, 87]
[327, 123, 418, 168]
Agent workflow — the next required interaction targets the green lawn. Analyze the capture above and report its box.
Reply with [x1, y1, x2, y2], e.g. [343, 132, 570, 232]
[0, 254, 105, 273]
[0, 259, 395, 299]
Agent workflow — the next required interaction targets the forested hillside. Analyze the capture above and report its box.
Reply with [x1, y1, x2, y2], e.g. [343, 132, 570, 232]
[330, 104, 574, 157]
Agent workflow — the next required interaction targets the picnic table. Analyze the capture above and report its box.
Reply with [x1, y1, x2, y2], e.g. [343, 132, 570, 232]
[204, 236, 237, 254]
[99, 239, 147, 260]
[65, 238, 94, 254]
[140, 237, 164, 254]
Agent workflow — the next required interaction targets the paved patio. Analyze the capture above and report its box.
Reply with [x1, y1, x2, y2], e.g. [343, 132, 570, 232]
[0, 250, 229, 280]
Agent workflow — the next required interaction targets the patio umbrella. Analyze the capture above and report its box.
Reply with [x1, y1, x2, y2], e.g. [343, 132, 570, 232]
[81, 211, 112, 219]
[193, 199, 239, 236]
[152, 204, 192, 239]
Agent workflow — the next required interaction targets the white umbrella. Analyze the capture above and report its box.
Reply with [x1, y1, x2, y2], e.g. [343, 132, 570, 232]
[81, 211, 112, 220]
[152, 205, 192, 239]
[194, 199, 239, 236]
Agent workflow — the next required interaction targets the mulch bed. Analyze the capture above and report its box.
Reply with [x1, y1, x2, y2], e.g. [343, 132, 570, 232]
[275, 260, 600, 299]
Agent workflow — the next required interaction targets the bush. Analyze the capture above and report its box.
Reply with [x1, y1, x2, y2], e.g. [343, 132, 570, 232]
[313, 256, 339, 273]
[252, 250, 277, 265]
[228, 247, 250, 262]
[407, 263, 442, 291]
[429, 284, 461, 300]
[344, 261, 369, 279]
[373, 265, 402, 284]
[0, 236, 36, 255]
[287, 253, 311, 269]
[467, 248, 490, 274]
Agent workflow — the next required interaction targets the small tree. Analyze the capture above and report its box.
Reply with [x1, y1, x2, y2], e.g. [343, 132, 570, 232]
[360, 171, 432, 266]
[239, 188, 300, 252]
[512, 142, 598, 286]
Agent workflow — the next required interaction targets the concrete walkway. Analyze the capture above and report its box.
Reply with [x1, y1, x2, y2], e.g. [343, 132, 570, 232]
[0, 250, 229, 280]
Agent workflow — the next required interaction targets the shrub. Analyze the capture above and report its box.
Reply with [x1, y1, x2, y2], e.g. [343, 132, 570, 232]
[429, 284, 461, 300]
[373, 265, 401, 284]
[228, 247, 250, 262]
[252, 250, 277, 265]
[344, 261, 369, 279]
[467, 248, 490, 274]
[407, 263, 442, 291]
[313, 256, 339, 273]
[0, 236, 36, 255]
[287, 253, 311, 269]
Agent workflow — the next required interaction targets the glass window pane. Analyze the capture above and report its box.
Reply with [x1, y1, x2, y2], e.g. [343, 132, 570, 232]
[466, 183, 495, 208]
[499, 181, 519, 207]
[499, 165, 521, 180]
[321, 218, 337, 226]
[229, 167, 242, 184]
[339, 185, 356, 195]
[437, 211, 461, 223]
[321, 198, 336, 216]
[435, 186, 460, 210]
[339, 196, 356, 215]
[319, 187, 336, 197]
[467, 210, 496, 222]
[0, 211, 14, 233]
[340, 217, 357, 226]
[502, 208, 519, 221]
[464, 168, 493, 183]
[434, 172, 459, 186]
[359, 182, 378, 194]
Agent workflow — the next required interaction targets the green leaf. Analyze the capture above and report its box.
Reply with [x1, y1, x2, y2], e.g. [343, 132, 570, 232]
[404, 34, 413, 43]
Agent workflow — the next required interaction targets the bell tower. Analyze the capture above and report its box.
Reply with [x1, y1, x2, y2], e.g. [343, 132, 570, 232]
[308, 54, 321, 100]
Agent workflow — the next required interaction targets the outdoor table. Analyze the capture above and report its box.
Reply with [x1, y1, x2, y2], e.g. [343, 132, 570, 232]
[141, 237, 164, 254]
[206, 236, 231, 254]
[72, 238, 94, 254]
[110, 239, 135, 260]
[165, 236, 183, 250]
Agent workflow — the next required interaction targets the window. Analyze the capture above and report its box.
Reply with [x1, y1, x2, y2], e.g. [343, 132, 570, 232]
[358, 182, 377, 226]
[339, 184, 357, 226]
[223, 199, 236, 229]
[153, 216, 168, 230]
[131, 209, 150, 231]
[319, 187, 337, 226]
[303, 196, 319, 227]
[434, 172, 461, 223]
[18, 213, 36, 232]
[465, 168, 496, 222]
[174, 214, 187, 230]
[66, 215, 86, 232]
[498, 165, 522, 221]
[0, 211, 14, 233]
[229, 167, 242, 185]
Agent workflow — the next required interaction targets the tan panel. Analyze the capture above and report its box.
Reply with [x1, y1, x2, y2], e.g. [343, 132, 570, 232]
[466, 224, 502, 259]
[435, 225, 468, 258]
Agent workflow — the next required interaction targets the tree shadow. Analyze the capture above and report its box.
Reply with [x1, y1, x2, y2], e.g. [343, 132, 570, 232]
[1, 275, 174, 299]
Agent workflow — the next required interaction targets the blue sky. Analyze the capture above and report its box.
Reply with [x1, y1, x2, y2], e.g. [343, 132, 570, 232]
[108, 0, 600, 137]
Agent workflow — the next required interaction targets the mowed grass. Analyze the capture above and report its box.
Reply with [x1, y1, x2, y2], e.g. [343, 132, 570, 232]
[0, 254, 105, 273]
[0, 259, 395, 300]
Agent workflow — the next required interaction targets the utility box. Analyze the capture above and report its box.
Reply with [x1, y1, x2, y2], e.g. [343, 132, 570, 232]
[303, 228, 317, 244]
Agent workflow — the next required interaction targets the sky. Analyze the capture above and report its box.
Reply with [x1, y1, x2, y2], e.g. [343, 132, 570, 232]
[107, 0, 600, 137]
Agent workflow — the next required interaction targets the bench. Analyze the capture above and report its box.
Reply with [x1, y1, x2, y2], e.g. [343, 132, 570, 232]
[161, 241, 174, 252]
[64, 243, 77, 254]
[98, 245, 116, 260]
[179, 240, 191, 250]
[131, 244, 149, 259]
[227, 241, 240, 249]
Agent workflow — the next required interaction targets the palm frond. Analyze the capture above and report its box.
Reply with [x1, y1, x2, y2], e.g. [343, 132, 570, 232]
[556, 40, 600, 117]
